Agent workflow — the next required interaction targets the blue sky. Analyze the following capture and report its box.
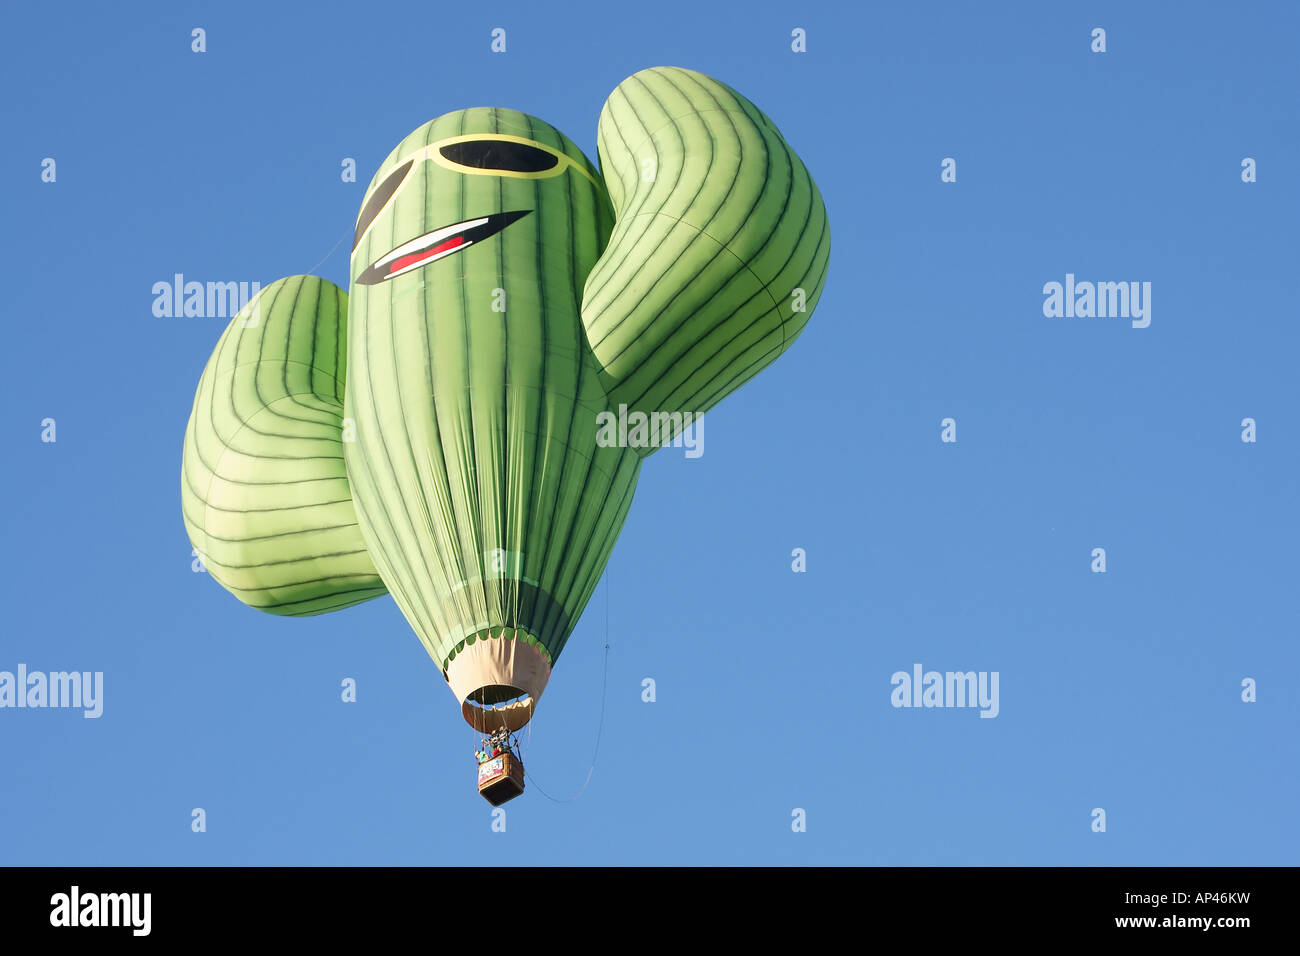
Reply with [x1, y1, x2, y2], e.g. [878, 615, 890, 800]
[1, 0, 1296, 865]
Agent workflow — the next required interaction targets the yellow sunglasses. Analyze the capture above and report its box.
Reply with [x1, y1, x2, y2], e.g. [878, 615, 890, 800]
[352, 134, 601, 253]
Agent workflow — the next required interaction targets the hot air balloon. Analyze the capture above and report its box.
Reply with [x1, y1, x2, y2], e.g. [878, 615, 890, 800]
[181, 66, 830, 805]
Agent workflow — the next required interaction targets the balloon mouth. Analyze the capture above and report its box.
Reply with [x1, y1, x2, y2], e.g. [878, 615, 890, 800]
[355, 210, 531, 285]
[462, 687, 536, 734]
[446, 629, 551, 734]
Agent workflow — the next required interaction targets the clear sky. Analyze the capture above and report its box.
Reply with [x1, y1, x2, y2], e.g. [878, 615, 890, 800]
[1, 0, 1296, 865]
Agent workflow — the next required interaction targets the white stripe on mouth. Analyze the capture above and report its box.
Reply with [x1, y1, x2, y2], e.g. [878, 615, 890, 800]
[384, 240, 475, 280]
[374, 216, 490, 271]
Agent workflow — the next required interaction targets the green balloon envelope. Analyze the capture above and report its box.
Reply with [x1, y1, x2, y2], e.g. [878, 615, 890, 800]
[584, 67, 831, 437]
[182, 67, 829, 735]
[181, 275, 387, 616]
[344, 108, 640, 731]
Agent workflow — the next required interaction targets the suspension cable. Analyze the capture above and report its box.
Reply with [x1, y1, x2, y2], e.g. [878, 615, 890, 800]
[525, 567, 611, 803]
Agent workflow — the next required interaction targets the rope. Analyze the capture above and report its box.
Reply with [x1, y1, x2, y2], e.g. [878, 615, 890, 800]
[303, 228, 351, 278]
[525, 567, 611, 803]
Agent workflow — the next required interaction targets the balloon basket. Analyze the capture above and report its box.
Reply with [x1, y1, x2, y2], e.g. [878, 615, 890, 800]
[477, 752, 526, 806]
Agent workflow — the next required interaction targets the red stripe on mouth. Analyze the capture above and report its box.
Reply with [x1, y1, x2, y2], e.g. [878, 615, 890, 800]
[389, 236, 465, 274]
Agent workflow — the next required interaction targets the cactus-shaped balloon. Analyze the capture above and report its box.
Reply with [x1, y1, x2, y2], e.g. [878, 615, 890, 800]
[181, 66, 829, 737]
